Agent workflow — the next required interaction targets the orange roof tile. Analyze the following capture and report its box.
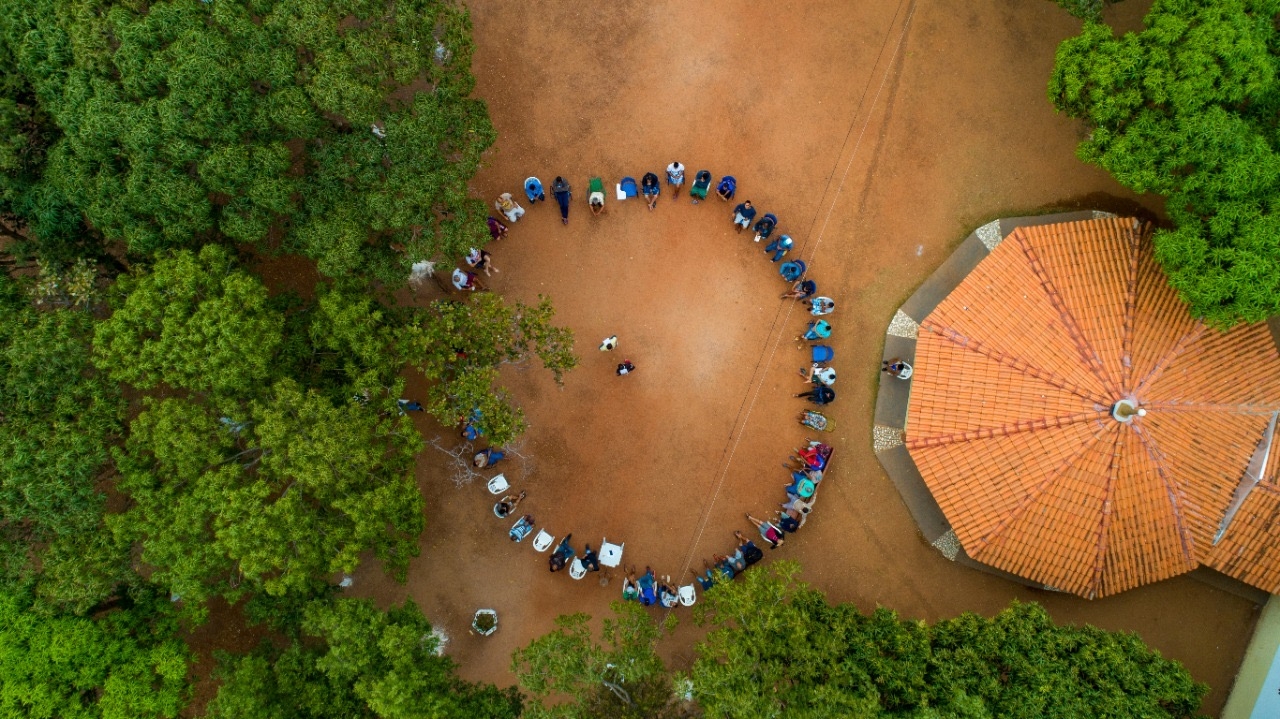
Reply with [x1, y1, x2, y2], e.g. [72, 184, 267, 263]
[905, 217, 1280, 598]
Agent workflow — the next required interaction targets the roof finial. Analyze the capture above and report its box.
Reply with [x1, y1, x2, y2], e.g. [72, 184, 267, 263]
[1112, 399, 1146, 423]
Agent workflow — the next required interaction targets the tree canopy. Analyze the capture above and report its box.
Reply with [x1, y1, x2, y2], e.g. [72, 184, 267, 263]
[3, 0, 494, 283]
[1049, 0, 1280, 326]
[512, 602, 684, 719]
[688, 561, 1208, 718]
[112, 379, 423, 606]
[0, 582, 190, 719]
[206, 597, 521, 719]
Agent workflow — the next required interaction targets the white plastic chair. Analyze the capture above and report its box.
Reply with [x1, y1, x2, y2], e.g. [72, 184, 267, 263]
[532, 530, 554, 552]
[599, 538, 624, 568]
[678, 584, 696, 606]
[486, 474, 509, 495]
[569, 557, 587, 580]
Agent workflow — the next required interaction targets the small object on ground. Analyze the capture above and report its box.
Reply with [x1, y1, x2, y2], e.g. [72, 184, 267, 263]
[472, 608, 498, 636]
[397, 399, 425, 412]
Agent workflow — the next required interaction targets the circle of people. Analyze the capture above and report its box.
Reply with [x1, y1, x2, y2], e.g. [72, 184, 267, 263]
[467, 162, 839, 609]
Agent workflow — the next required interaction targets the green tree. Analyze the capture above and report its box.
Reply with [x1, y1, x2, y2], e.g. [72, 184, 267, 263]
[0, 3, 86, 263]
[93, 245, 284, 396]
[688, 561, 1207, 719]
[512, 601, 685, 719]
[0, 273, 129, 613]
[408, 292, 577, 446]
[1046, 0, 1125, 23]
[9, 0, 494, 283]
[206, 597, 520, 719]
[0, 582, 190, 718]
[112, 379, 423, 606]
[1048, 0, 1280, 326]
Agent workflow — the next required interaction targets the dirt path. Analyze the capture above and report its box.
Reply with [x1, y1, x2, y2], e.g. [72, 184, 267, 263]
[353, 1, 1253, 714]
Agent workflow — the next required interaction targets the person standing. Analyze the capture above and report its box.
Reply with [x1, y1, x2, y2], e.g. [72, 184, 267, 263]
[732, 200, 756, 233]
[666, 161, 685, 197]
[600, 335, 618, 351]
[616, 359, 636, 376]
[552, 176, 572, 225]
[524, 176, 546, 204]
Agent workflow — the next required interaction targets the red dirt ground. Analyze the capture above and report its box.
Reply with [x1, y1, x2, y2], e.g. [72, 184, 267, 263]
[344, 1, 1256, 715]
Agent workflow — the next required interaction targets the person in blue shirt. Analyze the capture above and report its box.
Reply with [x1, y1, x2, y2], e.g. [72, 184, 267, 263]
[732, 200, 756, 233]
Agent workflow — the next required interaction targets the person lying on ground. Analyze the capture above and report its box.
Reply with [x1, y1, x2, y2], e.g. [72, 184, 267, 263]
[795, 385, 835, 405]
[494, 490, 526, 518]
[747, 514, 785, 549]
[782, 279, 818, 301]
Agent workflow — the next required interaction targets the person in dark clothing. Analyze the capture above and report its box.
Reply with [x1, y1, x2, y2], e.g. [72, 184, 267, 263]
[553, 176, 572, 225]
[581, 544, 601, 572]
[795, 385, 835, 405]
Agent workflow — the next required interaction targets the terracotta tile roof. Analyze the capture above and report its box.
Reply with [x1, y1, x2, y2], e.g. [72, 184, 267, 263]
[905, 217, 1280, 598]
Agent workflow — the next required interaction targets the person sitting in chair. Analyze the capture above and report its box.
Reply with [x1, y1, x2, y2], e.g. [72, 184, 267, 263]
[782, 279, 817, 301]
[638, 566, 658, 606]
[622, 567, 640, 601]
[641, 172, 661, 210]
[509, 514, 534, 542]
[658, 576, 679, 607]
[494, 490, 526, 518]
[549, 534, 575, 572]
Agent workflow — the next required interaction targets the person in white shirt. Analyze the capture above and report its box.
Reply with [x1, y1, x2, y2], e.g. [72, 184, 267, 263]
[666, 161, 685, 197]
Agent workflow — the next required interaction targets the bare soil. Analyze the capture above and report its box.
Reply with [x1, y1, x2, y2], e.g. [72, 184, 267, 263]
[344, 1, 1256, 715]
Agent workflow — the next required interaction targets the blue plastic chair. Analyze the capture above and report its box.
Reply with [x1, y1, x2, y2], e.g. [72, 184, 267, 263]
[620, 176, 638, 198]
[812, 345, 834, 363]
[524, 177, 544, 203]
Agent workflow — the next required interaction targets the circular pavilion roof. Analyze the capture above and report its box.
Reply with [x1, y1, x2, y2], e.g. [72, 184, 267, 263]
[905, 217, 1280, 599]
